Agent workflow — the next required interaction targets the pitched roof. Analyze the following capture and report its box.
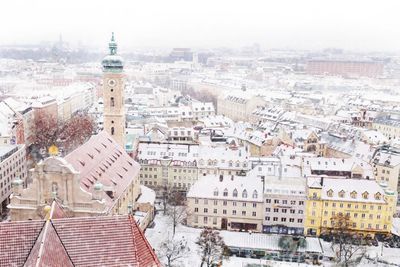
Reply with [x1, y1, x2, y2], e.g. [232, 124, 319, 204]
[64, 131, 140, 211]
[0, 215, 161, 267]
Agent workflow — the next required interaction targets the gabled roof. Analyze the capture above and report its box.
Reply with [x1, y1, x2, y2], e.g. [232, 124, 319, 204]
[0, 215, 161, 267]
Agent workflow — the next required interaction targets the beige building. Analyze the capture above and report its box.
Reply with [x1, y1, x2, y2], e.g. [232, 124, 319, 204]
[217, 92, 266, 122]
[373, 115, 400, 140]
[187, 173, 263, 232]
[0, 144, 26, 214]
[102, 33, 126, 148]
[8, 131, 142, 221]
[372, 148, 400, 193]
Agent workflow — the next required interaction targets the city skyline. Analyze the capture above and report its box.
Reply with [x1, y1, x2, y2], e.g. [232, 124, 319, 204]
[1, 0, 400, 52]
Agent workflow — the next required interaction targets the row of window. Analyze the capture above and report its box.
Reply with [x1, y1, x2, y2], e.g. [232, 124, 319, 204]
[317, 220, 388, 230]
[194, 208, 257, 217]
[319, 210, 389, 220]
[214, 188, 258, 199]
[265, 217, 303, 223]
[265, 199, 304, 205]
[194, 198, 258, 207]
[266, 207, 303, 214]
[321, 202, 383, 210]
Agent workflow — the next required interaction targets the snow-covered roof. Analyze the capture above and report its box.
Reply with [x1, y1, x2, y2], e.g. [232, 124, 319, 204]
[187, 173, 263, 202]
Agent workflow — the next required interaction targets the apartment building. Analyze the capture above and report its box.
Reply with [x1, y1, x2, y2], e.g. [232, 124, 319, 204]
[304, 177, 396, 237]
[218, 91, 266, 122]
[187, 173, 263, 232]
[0, 144, 26, 214]
[372, 147, 400, 193]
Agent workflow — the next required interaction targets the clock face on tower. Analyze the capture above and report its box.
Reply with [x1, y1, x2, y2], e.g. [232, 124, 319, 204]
[108, 79, 117, 87]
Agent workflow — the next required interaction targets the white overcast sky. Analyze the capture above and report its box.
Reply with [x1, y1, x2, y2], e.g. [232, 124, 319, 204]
[1, 0, 400, 51]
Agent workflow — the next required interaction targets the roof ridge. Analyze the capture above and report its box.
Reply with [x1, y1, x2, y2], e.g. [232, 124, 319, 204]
[22, 220, 46, 266]
[128, 215, 161, 267]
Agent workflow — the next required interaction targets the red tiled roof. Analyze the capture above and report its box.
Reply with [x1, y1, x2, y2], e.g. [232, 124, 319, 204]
[0, 215, 160, 267]
[129, 216, 162, 267]
[51, 215, 161, 267]
[64, 131, 140, 211]
[0, 220, 44, 267]
[24, 220, 74, 267]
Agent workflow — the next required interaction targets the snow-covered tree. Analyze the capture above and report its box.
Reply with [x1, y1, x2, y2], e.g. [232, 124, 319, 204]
[158, 236, 190, 267]
[196, 228, 229, 267]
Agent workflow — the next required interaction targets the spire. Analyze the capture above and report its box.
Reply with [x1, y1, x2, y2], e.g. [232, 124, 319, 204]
[109, 32, 117, 55]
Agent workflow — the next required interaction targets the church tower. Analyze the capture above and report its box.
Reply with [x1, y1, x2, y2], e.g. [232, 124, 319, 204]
[102, 33, 125, 148]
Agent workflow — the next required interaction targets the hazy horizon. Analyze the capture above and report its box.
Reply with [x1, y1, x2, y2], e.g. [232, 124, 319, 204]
[1, 0, 400, 52]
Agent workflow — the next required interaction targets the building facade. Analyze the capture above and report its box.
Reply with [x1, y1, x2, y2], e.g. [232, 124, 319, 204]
[304, 177, 396, 237]
[187, 173, 263, 232]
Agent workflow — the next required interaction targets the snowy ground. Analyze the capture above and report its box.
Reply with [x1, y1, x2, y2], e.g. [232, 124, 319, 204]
[145, 213, 313, 267]
[145, 211, 400, 267]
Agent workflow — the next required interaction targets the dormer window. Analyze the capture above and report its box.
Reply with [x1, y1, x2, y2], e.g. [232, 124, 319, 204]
[350, 191, 357, 199]
[252, 190, 258, 199]
[339, 190, 345, 198]
[375, 192, 381, 200]
[233, 189, 238, 197]
[362, 191, 369, 199]
[223, 188, 228, 197]
[213, 188, 218, 196]
[242, 189, 248, 198]
[327, 189, 333, 197]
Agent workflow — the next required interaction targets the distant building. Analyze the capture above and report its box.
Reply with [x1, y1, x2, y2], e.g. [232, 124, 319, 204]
[168, 48, 193, 62]
[373, 114, 400, 140]
[306, 59, 384, 78]
[218, 92, 266, 122]
[0, 144, 26, 214]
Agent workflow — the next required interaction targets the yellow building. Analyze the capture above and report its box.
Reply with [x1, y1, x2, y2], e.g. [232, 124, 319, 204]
[372, 148, 400, 192]
[304, 177, 396, 237]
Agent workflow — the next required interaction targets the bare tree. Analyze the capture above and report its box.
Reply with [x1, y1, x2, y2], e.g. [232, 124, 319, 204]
[328, 213, 366, 267]
[196, 228, 229, 267]
[166, 191, 187, 236]
[161, 183, 175, 215]
[158, 235, 190, 267]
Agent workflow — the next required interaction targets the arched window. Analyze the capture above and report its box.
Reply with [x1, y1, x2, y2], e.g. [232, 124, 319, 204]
[111, 127, 115, 135]
[362, 191, 369, 199]
[110, 97, 115, 107]
[223, 188, 228, 197]
[213, 188, 218, 196]
[339, 190, 345, 198]
[350, 191, 357, 199]
[242, 189, 248, 198]
[233, 189, 238, 197]
[235, 161, 240, 167]
[375, 192, 381, 200]
[252, 190, 258, 199]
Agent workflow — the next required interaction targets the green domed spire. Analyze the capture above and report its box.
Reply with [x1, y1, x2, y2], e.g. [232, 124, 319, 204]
[102, 32, 124, 72]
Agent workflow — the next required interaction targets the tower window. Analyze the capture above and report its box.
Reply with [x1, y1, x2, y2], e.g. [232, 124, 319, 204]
[111, 127, 115, 135]
[111, 97, 115, 107]
[111, 89, 114, 92]
[111, 121, 114, 124]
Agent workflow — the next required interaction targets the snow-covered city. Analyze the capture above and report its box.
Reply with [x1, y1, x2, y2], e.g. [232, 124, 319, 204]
[1, 1, 400, 266]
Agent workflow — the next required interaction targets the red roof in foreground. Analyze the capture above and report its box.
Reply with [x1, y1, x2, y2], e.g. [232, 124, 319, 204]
[0, 215, 161, 267]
